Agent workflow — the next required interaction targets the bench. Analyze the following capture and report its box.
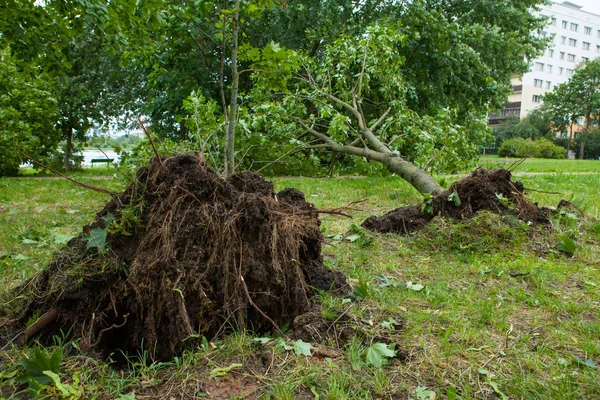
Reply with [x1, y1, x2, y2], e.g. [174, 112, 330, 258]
[90, 158, 114, 167]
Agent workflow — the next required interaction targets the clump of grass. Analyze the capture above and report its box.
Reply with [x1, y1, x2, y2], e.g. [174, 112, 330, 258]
[413, 211, 528, 254]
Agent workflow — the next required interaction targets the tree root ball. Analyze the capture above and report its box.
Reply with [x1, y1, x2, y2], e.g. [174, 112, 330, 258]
[8, 155, 347, 360]
[362, 168, 552, 234]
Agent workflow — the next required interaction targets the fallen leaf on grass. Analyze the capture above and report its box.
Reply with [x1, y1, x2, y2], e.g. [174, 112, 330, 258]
[210, 363, 243, 378]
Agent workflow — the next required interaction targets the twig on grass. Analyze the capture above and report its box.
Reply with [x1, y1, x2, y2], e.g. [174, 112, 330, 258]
[19, 151, 117, 196]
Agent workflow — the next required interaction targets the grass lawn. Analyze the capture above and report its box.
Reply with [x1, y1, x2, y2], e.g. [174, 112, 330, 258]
[478, 155, 600, 174]
[1, 159, 599, 399]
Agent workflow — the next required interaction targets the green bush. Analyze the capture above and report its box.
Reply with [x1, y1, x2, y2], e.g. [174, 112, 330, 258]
[579, 131, 600, 160]
[535, 139, 565, 159]
[498, 138, 564, 159]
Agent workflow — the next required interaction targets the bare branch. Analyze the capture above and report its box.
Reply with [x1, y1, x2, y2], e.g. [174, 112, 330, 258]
[19, 151, 118, 196]
[323, 92, 363, 125]
[137, 118, 162, 165]
[369, 107, 392, 132]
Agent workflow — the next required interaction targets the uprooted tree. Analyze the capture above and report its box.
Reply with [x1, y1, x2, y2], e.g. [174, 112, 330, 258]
[247, 1, 548, 194]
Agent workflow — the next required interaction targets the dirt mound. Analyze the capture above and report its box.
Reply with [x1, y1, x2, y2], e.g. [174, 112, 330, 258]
[362, 168, 551, 234]
[4, 155, 347, 360]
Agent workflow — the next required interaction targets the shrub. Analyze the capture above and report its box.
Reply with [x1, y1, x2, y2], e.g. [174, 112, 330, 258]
[579, 131, 600, 160]
[498, 138, 564, 159]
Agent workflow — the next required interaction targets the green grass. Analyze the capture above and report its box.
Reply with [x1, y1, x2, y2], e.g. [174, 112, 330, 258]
[1, 162, 599, 399]
[479, 155, 600, 173]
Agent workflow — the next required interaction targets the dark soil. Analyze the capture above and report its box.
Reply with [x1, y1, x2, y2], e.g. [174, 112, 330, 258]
[362, 168, 552, 234]
[3, 155, 348, 361]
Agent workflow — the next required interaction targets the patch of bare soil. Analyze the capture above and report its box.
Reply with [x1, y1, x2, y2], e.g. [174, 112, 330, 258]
[2, 154, 348, 361]
[362, 168, 553, 234]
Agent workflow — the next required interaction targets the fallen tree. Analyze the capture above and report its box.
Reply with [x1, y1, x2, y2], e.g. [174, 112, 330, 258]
[247, 1, 547, 194]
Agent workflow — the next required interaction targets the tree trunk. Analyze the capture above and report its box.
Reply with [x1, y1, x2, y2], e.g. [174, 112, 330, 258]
[324, 142, 443, 195]
[580, 141, 584, 159]
[384, 157, 444, 195]
[224, 0, 240, 178]
[64, 126, 73, 172]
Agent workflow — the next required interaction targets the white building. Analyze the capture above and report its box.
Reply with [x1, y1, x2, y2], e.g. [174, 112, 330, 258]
[489, 1, 600, 126]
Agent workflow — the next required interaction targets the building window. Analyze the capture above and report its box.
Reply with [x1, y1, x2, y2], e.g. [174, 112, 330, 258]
[566, 69, 574, 77]
[546, 81, 552, 89]
[534, 62, 544, 71]
[570, 23, 578, 32]
[552, 17, 557, 26]
[583, 42, 591, 50]
[563, 20, 568, 29]
[569, 38, 577, 47]
[532, 95, 542, 103]
[561, 36, 567, 44]
[546, 64, 553, 73]
[567, 53, 576, 62]
[534, 79, 543, 88]
[548, 49, 554, 58]
[560, 52, 565, 60]
[597, 29, 600, 38]
[582, 57, 589, 63]
[559, 67, 564, 75]
[585, 26, 592, 35]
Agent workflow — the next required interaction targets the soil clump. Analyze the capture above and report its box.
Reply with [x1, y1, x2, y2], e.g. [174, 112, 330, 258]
[362, 168, 552, 234]
[3, 154, 347, 360]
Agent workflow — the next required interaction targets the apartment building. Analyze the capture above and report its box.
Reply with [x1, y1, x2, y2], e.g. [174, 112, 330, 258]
[489, 1, 600, 126]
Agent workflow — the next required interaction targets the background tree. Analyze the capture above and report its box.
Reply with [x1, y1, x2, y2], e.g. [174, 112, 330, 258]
[493, 109, 553, 145]
[0, 49, 60, 176]
[544, 59, 600, 135]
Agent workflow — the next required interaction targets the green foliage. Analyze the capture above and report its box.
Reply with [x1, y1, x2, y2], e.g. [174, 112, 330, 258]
[578, 130, 600, 160]
[366, 342, 396, 367]
[82, 214, 114, 251]
[543, 59, 600, 133]
[447, 190, 461, 207]
[0, 49, 60, 176]
[556, 235, 576, 256]
[16, 347, 84, 398]
[493, 109, 554, 144]
[498, 138, 564, 159]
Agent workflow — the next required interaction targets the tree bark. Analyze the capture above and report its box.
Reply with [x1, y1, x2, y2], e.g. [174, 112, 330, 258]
[224, 0, 240, 178]
[64, 126, 73, 172]
[316, 139, 443, 195]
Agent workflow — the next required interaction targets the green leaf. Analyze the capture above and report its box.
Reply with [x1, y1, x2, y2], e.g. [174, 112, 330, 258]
[366, 342, 396, 367]
[406, 281, 424, 291]
[51, 234, 74, 245]
[83, 227, 109, 250]
[210, 363, 243, 378]
[253, 337, 271, 344]
[293, 339, 313, 356]
[448, 190, 461, 206]
[572, 354, 597, 369]
[352, 280, 370, 300]
[557, 235, 576, 256]
[43, 370, 83, 397]
[345, 233, 361, 243]
[414, 386, 436, 400]
[275, 338, 293, 351]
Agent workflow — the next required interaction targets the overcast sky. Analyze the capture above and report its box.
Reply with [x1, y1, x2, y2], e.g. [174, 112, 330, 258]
[554, 0, 600, 15]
